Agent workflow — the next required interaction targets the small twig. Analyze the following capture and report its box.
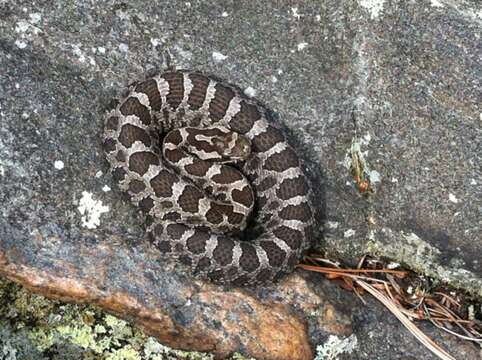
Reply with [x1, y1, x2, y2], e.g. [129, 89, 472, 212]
[299, 256, 482, 359]
[356, 280, 457, 360]
[425, 304, 482, 343]
[434, 292, 461, 308]
[297, 264, 406, 279]
[426, 300, 473, 336]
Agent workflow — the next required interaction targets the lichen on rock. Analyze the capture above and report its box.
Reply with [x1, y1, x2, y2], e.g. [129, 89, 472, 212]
[0, 278, 214, 359]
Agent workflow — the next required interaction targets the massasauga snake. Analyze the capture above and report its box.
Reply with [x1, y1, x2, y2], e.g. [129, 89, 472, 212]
[103, 70, 315, 285]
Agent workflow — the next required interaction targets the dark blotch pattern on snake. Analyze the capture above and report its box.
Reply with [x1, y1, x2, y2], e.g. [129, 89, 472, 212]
[103, 70, 315, 285]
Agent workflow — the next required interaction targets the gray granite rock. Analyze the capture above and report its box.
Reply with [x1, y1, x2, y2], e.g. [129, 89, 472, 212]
[0, 0, 480, 359]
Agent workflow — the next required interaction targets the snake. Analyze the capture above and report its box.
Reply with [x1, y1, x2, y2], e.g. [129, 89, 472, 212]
[103, 70, 315, 285]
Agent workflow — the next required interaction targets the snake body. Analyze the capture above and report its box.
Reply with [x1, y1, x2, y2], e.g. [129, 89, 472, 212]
[103, 70, 315, 285]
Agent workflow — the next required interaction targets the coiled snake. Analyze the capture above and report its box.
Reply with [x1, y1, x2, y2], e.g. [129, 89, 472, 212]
[103, 70, 315, 285]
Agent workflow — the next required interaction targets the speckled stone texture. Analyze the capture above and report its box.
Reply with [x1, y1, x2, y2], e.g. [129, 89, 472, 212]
[0, 0, 480, 359]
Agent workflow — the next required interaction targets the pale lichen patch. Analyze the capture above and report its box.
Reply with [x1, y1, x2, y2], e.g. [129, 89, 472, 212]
[297, 42, 308, 51]
[344, 229, 356, 238]
[244, 86, 257, 98]
[77, 191, 109, 229]
[71, 44, 86, 63]
[291, 7, 302, 19]
[359, 0, 386, 19]
[325, 221, 339, 229]
[15, 40, 28, 49]
[118, 43, 129, 53]
[54, 160, 64, 170]
[29, 13, 42, 24]
[150, 38, 161, 48]
[212, 51, 228, 63]
[430, 0, 444, 8]
[448, 193, 459, 203]
[315, 334, 358, 360]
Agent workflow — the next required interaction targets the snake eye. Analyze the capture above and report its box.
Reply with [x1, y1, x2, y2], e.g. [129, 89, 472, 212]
[232, 136, 251, 161]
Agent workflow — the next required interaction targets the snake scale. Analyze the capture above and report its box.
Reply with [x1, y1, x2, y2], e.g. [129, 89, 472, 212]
[103, 70, 315, 285]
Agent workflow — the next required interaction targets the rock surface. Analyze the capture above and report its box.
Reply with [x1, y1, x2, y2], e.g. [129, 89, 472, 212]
[0, 0, 480, 359]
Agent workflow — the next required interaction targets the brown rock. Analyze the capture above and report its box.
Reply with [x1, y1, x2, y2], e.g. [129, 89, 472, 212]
[0, 238, 351, 360]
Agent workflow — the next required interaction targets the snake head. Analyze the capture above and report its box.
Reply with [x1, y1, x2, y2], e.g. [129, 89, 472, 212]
[214, 132, 251, 163]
